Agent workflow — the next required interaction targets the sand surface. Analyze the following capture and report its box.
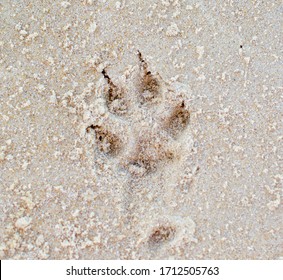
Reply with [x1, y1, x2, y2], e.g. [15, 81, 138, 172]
[0, 0, 282, 259]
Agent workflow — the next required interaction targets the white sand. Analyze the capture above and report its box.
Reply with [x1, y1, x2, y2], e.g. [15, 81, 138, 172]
[0, 0, 282, 259]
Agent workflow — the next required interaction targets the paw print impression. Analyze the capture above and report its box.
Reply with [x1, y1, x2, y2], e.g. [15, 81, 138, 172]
[86, 125, 121, 155]
[87, 52, 191, 177]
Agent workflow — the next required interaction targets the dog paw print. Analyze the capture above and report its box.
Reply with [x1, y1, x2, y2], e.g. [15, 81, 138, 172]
[86, 51, 191, 176]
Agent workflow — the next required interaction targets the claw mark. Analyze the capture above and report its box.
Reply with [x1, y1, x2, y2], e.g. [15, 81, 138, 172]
[138, 50, 160, 103]
[102, 69, 127, 114]
[87, 125, 121, 155]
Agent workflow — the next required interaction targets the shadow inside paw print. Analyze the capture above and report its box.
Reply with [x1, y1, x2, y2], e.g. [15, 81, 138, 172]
[138, 51, 161, 103]
[86, 124, 121, 155]
[148, 224, 176, 247]
[165, 101, 190, 138]
[101, 69, 128, 115]
[87, 51, 190, 176]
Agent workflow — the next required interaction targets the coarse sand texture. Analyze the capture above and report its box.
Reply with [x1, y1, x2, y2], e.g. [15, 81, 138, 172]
[0, 0, 282, 259]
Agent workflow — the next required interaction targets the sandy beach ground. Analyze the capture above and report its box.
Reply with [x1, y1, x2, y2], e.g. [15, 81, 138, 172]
[0, 0, 282, 259]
